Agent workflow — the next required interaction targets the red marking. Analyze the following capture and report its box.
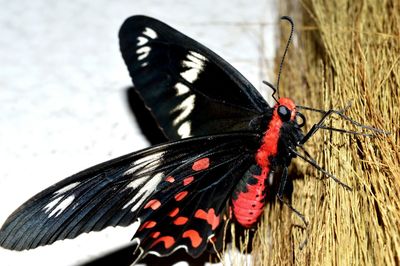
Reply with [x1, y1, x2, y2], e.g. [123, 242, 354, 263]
[257, 103, 287, 162]
[139, 220, 157, 230]
[192, 158, 210, 171]
[183, 176, 194, 186]
[168, 207, 179, 217]
[150, 236, 175, 249]
[151, 231, 160, 238]
[173, 216, 188, 225]
[165, 176, 175, 183]
[182, 230, 202, 248]
[194, 208, 220, 230]
[174, 191, 188, 201]
[232, 168, 268, 228]
[144, 199, 161, 210]
[232, 98, 297, 227]
[256, 116, 282, 168]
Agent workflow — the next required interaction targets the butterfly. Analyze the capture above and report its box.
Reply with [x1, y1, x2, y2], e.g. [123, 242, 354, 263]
[0, 15, 385, 264]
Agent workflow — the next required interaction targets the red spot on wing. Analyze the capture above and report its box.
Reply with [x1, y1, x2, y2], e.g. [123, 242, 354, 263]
[165, 176, 175, 183]
[168, 207, 179, 217]
[174, 191, 188, 201]
[144, 199, 161, 210]
[194, 208, 220, 230]
[151, 231, 160, 238]
[183, 176, 194, 186]
[173, 216, 188, 225]
[139, 220, 157, 230]
[192, 158, 210, 171]
[150, 236, 175, 249]
[182, 230, 202, 248]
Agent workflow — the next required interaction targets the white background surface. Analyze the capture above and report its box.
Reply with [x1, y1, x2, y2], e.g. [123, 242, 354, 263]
[0, 0, 279, 265]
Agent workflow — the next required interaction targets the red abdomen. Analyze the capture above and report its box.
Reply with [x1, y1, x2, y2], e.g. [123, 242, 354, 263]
[231, 108, 283, 227]
[231, 165, 270, 227]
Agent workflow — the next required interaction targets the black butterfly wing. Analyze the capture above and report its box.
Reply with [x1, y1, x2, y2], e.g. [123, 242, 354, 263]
[0, 133, 258, 256]
[131, 148, 254, 261]
[119, 15, 270, 140]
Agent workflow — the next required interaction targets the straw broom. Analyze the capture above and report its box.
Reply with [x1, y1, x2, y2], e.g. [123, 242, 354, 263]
[250, 0, 399, 265]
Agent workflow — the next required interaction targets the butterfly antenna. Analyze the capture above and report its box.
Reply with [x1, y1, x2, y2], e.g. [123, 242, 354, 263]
[262, 16, 294, 103]
[276, 16, 294, 96]
[263, 80, 278, 103]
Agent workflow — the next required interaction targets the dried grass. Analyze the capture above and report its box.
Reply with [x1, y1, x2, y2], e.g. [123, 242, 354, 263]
[250, 0, 400, 265]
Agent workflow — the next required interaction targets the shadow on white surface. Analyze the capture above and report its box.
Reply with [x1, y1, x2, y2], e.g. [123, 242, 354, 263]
[0, 0, 278, 265]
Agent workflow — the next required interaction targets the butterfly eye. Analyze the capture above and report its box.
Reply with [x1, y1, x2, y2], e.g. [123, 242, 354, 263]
[278, 105, 291, 121]
[296, 112, 306, 127]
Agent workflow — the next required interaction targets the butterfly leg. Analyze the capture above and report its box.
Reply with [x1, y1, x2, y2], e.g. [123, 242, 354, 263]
[299, 109, 345, 145]
[298, 103, 388, 145]
[276, 167, 308, 226]
[290, 147, 352, 190]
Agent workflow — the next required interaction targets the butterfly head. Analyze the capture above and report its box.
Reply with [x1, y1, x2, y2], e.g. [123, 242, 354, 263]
[275, 98, 305, 128]
[266, 97, 306, 167]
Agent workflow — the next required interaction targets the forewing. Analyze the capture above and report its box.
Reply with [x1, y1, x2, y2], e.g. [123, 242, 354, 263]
[119, 15, 269, 140]
[0, 133, 258, 252]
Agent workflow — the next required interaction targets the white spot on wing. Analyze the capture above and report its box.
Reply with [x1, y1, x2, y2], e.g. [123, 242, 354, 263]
[122, 175, 149, 209]
[136, 36, 148, 46]
[172, 95, 195, 125]
[123, 152, 164, 176]
[180, 51, 207, 83]
[123, 172, 164, 212]
[184, 52, 206, 68]
[125, 176, 148, 190]
[190, 51, 206, 61]
[147, 232, 215, 258]
[148, 244, 189, 258]
[43, 196, 62, 213]
[53, 182, 80, 196]
[143, 27, 157, 39]
[177, 121, 192, 138]
[48, 195, 75, 218]
[136, 46, 151, 60]
[131, 236, 145, 265]
[174, 82, 190, 96]
[181, 69, 201, 83]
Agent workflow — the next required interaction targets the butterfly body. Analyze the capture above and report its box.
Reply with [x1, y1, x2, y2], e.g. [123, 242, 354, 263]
[0, 15, 324, 263]
[232, 98, 303, 227]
